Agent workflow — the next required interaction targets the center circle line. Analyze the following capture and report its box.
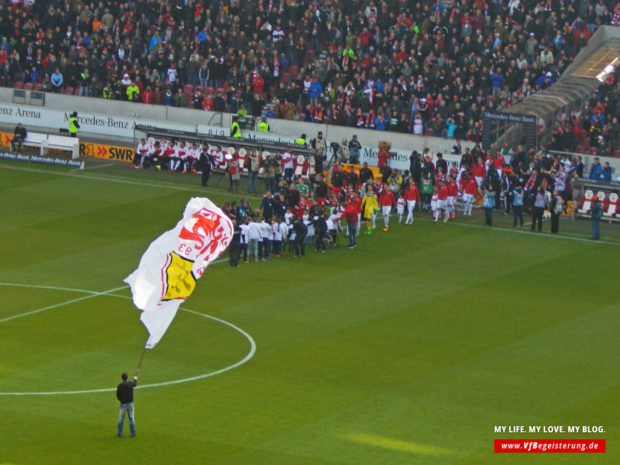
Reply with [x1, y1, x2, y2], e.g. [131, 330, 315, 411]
[0, 282, 256, 396]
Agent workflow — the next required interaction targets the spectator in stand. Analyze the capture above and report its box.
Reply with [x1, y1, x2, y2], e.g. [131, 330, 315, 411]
[601, 161, 612, 181]
[589, 157, 603, 179]
[50, 68, 63, 92]
[308, 77, 323, 107]
[2, 0, 615, 160]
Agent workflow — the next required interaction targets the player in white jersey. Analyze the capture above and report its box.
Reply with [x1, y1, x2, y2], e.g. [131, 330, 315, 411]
[396, 196, 405, 223]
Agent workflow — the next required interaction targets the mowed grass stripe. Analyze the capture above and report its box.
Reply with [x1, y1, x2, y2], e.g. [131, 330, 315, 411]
[225, 304, 617, 465]
[1, 165, 618, 465]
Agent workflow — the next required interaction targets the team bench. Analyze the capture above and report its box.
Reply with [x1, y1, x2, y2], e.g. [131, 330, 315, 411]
[21, 132, 79, 159]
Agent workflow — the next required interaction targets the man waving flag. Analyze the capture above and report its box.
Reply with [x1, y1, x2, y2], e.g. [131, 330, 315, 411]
[125, 198, 233, 349]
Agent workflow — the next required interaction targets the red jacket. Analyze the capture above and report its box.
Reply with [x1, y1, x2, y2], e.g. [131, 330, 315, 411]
[464, 177, 478, 195]
[473, 163, 486, 178]
[338, 203, 359, 224]
[379, 189, 395, 207]
[438, 184, 449, 200]
[447, 181, 458, 197]
[492, 154, 505, 169]
[404, 185, 420, 202]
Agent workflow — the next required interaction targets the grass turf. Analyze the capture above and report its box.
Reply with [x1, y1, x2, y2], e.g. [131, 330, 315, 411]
[0, 161, 618, 465]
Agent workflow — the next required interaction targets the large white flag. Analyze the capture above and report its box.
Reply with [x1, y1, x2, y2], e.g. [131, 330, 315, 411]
[124, 197, 233, 348]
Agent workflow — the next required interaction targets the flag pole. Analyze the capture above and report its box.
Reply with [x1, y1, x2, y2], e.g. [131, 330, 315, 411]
[135, 345, 148, 377]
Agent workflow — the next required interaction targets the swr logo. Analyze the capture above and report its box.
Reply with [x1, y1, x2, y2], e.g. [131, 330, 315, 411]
[109, 147, 133, 160]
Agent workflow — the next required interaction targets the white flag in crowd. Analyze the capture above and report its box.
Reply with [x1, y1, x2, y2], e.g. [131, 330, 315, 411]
[124, 197, 233, 348]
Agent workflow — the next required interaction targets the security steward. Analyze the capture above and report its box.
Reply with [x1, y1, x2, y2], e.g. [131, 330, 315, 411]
[230, 116, 242, 138]
[69, 111, 80, 137]
[257, 117, 270, 133]
[296, 133, 307, 146]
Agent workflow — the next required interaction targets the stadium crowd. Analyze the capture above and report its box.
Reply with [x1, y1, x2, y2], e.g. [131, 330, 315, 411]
[1, 0, 619, 150]
[548, 67, 620, 157]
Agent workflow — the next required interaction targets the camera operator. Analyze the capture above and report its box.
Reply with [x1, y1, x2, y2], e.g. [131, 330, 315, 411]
[312, 131, 327, 173]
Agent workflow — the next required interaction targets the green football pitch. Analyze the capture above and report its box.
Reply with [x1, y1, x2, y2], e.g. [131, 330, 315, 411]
[0, 161, 618, 465]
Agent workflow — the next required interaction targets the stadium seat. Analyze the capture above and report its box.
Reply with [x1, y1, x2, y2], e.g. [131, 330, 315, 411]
[603, 193, 618, 217]
[63, 86, 74, 95]
[289, 65, 298, 77]
[308, 156, 316, 176]
[13, 81, 24, 89]
[193, 85, 203, 94]
[74, 87, 81, 95]
[237, 148, 247, 171]
[184, 84, 193, 96]
[280, 72, 290, 85]
[577, 190, 594, 214]
[23, 82, 34, 90]
[34, 83, 42, 91]
[294, 155, 306, 178]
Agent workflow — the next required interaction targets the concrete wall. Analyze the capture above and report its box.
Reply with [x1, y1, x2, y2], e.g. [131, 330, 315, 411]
[0, 87, 472, 157]
[1, 86, 618, 175]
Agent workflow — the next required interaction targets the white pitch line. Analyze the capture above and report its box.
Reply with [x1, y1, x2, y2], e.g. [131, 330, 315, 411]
[3, 163, 617, 246]
[75, 162, 116, 171]
[0, 282, 100, 294]
[0, 282, 256, 396]
[0, 164, 214, 194]
[411, 216, 620, 246]
[0, 285, 128, 324]
[0, 258, 228, 325]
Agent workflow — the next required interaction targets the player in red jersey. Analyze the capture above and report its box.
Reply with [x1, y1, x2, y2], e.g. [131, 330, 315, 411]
[379, 188, 396, 231]
[403, 178, 421, 224]
[462, 173, 478, 216]
[472, 156, 486, 189]
[437, 181, 449, 222]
